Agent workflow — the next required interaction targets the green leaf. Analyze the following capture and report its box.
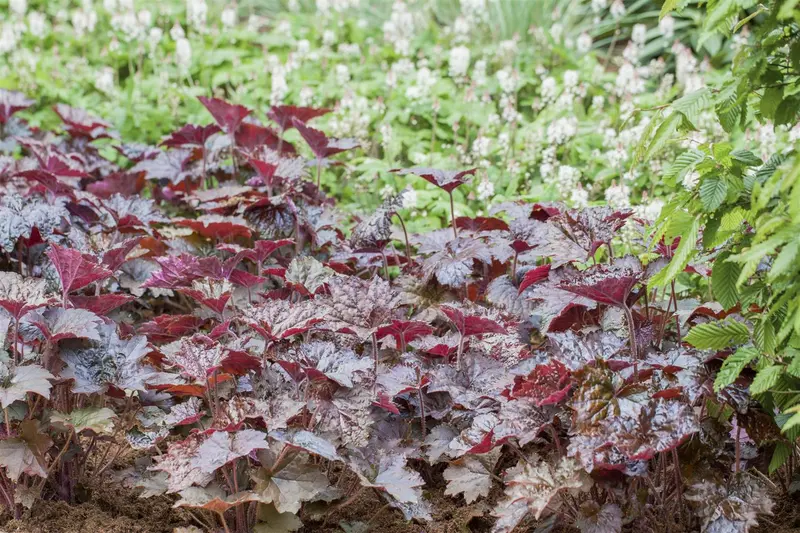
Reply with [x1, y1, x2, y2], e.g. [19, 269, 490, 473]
[769, 241, 800, 281]
[700, 175, 728, 211]
[729, 149, 762, 167]
[776, 97, 800, 126]
[769, 441, 791, 474]
[644, 112, 682, 160]
[633, 111, 661, 165]
[754, 319, 777, 356]
[672, 89, 712, 128]
[664, 149, 705, 186]
[749, 365, 783, 395]
[779, 409, 800, 434]
[685, 320, 751, 350]
[760, 87, 784, 121]
[786, 351, 800, 378]
[711, 254, 740, 310]
[714, 347, 758, 392]
[51, 407, 117, 435]
[660, 0, 686, 18]
[649, 217, 700, 288]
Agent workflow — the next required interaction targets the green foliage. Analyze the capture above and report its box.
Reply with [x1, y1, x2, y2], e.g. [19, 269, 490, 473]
[714, 347, 758, 392]
[685, 320, 751, 350]
[657, 0, 800, 435]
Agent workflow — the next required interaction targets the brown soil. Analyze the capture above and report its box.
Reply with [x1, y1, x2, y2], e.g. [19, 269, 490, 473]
[0, 482, 190, 533]
[4, 466, 799, 533]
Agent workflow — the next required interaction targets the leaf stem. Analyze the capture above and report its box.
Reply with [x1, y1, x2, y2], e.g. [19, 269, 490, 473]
[448, 191, 458, 238]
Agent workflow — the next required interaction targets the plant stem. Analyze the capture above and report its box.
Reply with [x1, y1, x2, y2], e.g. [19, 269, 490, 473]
[623, 305, 638, 360]
[316, 157, 322, 189]
[448, 191, 458, 238]
[394, 213, 412, 267]
[734, 415, 741, 474]
[418, 389, 426, 436]
[456, 333, 465, 371]
[218, 512, 232, 533]
[371, 333, 380, 384]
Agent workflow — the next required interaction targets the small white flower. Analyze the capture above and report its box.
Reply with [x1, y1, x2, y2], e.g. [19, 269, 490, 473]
[138, 10, 152, 28]
[570, 186, 589, 207]
[403, 188, 418, 209]
[605, 181, 630, 207]
[631, 23, 647, 46]
[0, 23, 19, 54]
[682, 170, 700, 190]
[659, 15, 675, 39]
[448, 45, 471, 79]
[496, 67, 517, 94]
[335, 64, 350, 84]
[221, 8, 237, 28]
[577, 32, 592, 53]
[26, 11, 47, 37]
[299, 86, 314, 106]
[71, 8, 97, 38]
[270, 65, 288, 105]
[187, 0, 208, 31]
[477, 178, 494, 201]
[10, 0, 27, 17]
[148, 27, 163, 54]
[472, 59, 487, 86]
[170, 23, 185, 41]
[95, 67, 115, 94]
[610, 0, 625, 19]
[175, 37, 192, 71]
[563, 70, 579, 89]
[472, 136, 491, 158]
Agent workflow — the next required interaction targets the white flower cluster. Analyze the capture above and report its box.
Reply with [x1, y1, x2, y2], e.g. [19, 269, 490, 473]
[382, 0, 416, 56]
[186, 0, 208, 33]
[448, 45, 471, 80]
[405, 66, 437, 102]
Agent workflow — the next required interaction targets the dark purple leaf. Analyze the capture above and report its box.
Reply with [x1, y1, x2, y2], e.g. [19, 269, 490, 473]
[390, 167, 477, 193]
[197, 96, 251, 134]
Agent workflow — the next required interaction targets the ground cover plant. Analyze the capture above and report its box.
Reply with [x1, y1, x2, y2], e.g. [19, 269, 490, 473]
[1, 0, 800, 533]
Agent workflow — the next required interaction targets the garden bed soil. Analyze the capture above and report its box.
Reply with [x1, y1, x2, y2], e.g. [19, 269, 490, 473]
[3, 471, 799, 533]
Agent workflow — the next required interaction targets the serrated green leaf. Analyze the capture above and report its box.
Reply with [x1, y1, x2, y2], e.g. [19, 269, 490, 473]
[644, 112, 682, 160]
[769, 241, 800, 281]
[779, 409, 800, 434]
[664, 150, 705, 186]
[633, 111, 661, 164]
[672, 89, 712, 128]
[750, 365, 782, 395]
[754, 319, 777, 356]
[729, 149, 762, 167]
[714, 347, 758, 392]
[685, 320, 751, 350]
[660, 0, 683, 18]
[776, 97, 800, 126]
[760, 87, 784, 121]
[700, 176, 728, 211]
[769, 442, 791, 473]
[712, 254, 740, 310]
[649, 217, 700, 288]
[787, 351, 800, 378]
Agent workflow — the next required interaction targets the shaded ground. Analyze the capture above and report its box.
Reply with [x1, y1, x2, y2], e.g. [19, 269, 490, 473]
[3, 467, 799, 533]
[1, 482, 188, 533]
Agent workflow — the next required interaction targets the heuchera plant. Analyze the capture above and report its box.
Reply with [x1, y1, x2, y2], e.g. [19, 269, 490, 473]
[0, 91, 778, 533]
